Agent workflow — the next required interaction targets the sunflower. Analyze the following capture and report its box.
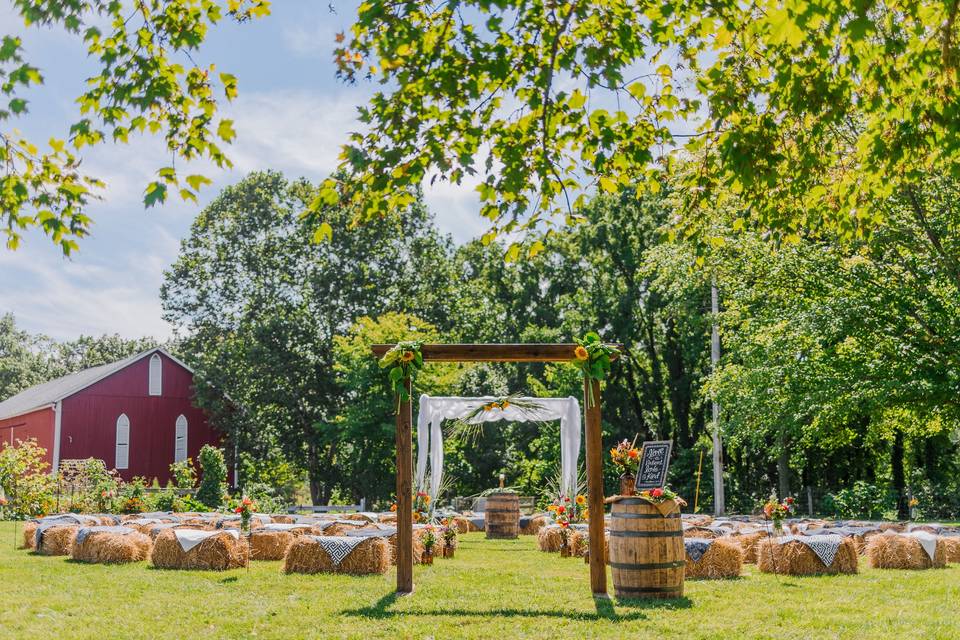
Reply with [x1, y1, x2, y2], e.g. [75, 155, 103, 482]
[575, 495, 587, 506]
[401, 350, 415, 363]
[574, 345, 589, 361]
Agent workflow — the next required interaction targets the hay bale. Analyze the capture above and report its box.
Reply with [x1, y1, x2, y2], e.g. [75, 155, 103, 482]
[758, 537, 858, 575]
[150, 529, 248, 570]
[520, 515, 547, 536]
[249, 530, 296, 561]
[942, 537, 960, 564]
[686, 538, 743, 579]
[736, 532, 765, 564]
[21, 522, 39, 550]
[269, 515, 296, 524]
[145, 523, 212, 539]
[571, 530, 609, 563]
[37, 525, 79, 556]
[683, 526, 721, 539]
[283, 536, 390, 575]
[314, 521, 365, 536]
[866, 534, 947, 570]
[71, 528, 152, 564]
[537, 526, 566, 552]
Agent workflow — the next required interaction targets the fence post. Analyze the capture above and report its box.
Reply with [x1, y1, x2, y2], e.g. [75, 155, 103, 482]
[806, 486, 814, 516]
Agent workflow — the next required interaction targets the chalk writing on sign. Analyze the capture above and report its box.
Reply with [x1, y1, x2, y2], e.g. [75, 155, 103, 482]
[636, 440, 673, 490]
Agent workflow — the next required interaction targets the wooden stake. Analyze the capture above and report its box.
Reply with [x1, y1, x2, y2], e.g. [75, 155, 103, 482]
[694, 449, 704, 513]
[395, 378, 414, 594]
[584, 377, 607, 596]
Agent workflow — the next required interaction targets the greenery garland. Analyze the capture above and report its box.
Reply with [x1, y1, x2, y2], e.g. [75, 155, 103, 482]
[574, 332, 619, 407]
[378, 340, 423, 412]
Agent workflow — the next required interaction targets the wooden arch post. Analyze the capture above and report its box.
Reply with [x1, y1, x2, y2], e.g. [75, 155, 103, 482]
[372, 343, 619, 597]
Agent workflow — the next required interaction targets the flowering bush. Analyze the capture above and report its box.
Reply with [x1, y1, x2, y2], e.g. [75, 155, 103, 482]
[0, 439, 56, 518]
[609, 439, 640, 472]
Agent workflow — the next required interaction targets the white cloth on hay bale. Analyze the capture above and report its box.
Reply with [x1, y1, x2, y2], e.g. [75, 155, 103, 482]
[261, 523, 313, 532]
[778, 534, 844, 566]
[174, 529, 239, 553]
[75, 526, 136, 546]
[309, 535, 368, 566]
[416, 395, 582, 497]
[906, 531, 939, 561]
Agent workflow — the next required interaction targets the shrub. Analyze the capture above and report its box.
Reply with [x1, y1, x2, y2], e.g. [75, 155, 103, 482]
[119, 477, 148, 514]
[823, 481, 895, 519]
[170, 458, 197, 489]
[0, 439, 56, 518]
[197, 445, 228, 509]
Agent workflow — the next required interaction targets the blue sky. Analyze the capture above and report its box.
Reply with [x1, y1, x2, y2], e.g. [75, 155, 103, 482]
[0, 2, 490, 340]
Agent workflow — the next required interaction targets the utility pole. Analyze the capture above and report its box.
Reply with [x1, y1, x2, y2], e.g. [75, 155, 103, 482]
[711, 277, 726, 516]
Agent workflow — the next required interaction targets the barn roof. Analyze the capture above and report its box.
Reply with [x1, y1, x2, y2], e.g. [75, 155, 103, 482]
[0, 348, 193, 421]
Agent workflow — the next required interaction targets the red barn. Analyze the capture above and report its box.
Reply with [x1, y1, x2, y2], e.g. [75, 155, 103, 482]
[0, 348, 221, 484]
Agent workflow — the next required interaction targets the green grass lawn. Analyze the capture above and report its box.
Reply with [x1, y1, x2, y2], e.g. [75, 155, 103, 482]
[0, 522, 957, 640]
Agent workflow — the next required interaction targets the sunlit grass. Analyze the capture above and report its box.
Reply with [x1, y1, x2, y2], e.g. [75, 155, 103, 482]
[0, 523, 957, 639]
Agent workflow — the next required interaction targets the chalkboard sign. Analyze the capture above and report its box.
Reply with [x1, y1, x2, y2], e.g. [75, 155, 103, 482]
[636, 440, 673, 490]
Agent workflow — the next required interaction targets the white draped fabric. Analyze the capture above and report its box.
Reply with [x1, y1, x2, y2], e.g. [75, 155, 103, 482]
[415, 395, 582, 499]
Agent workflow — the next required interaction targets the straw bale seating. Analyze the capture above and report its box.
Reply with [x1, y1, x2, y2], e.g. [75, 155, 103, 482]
[942, 536, 960, 564]
[866, 532, 947, 570]
[151, 529, 248, 570]
[537, 525, 566, 552]
[284, 535, 390, 575]
[758, 535, 859, 575]
[35, 524, 80, 556]
[685, 537, 743, 579]
[71, 526, 152, 564]
[520, 515, 547, 535]
[734, 531, 766, 564]
[249, 524, 316, 560]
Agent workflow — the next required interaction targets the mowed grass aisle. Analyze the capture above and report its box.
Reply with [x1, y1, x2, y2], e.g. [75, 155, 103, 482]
[0, 523, 958, 640]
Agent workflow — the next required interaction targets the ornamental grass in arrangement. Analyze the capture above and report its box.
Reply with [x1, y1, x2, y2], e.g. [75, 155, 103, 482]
[757, 537, 859, 576]
[866, 534, 946, 570]
[36, 525, 79, 556]
[71, 529, 152, 564]
[685, 538, 743, 579]
[283, 537, 390, 576]
[150, 530, 249, 571]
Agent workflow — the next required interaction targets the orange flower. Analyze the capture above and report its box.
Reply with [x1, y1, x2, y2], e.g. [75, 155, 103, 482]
[574, 345, 589, 361]
[413, 512, 421, 522]
[401, 350, 415, 363]
[390, 503, 398, 512]
[423, 495, 431, 504]
[628, 449, 639, 459]
[501, 400, 510, 408]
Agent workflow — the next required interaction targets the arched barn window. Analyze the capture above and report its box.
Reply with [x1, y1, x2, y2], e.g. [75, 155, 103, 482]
[174, 415, 188, 463]
[148, 353, 162, 396]
[115, 414, 130, 469]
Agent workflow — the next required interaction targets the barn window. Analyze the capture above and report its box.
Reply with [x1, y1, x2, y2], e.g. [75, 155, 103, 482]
[115, 414, 130, 469]
[148, 353, 162, 396]
[174, 415, 188, 463]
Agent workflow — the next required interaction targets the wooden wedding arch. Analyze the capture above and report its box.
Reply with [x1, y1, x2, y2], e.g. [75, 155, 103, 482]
[371, 343, 619, 597]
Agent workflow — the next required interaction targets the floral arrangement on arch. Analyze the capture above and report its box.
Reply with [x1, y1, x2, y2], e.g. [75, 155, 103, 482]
[763, 494, 795, 533]
[378, 340, 423, 411]
[574, 333, 619, 407]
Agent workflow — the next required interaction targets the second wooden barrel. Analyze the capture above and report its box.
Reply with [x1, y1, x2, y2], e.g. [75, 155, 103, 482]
[485, 492, 520, 539]
[609, 497, 684, 599]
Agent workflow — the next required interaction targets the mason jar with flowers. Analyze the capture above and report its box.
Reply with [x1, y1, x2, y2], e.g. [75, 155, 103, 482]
[421, 525, 437, 564]
[609, 439, 641, 496]
[440, 518, 458, 558]
[234, 496, 257, 535]
[763, 495, 795, 535]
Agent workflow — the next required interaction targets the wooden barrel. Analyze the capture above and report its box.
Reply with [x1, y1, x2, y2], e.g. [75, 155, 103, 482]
[609, 497, 684, 599]
[485, 492, 520, 539]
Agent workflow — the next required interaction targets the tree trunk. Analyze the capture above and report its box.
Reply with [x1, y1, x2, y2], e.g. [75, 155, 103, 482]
[892, 430, 908, 519]
[777, 437, 791, 499]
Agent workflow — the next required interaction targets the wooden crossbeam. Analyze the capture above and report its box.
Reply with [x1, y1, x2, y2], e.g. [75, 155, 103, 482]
[370, 343, 621, 362]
